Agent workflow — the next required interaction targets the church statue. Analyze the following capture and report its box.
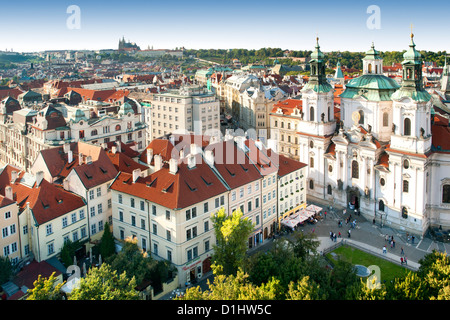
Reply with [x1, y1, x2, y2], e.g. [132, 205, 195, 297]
[321, 113, 325, 122]
[420, 127, 425, 138]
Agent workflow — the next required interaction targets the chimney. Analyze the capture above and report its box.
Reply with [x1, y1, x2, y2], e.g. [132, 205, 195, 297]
[36, 171, 44, 187]
[154, 154, 162, 172]
[187, 154, 196, 169]
[116, 142, 121, 153]
[68, 150, 73, 163]
[190, 143, 197, 155]
[204, 150, 214, 167]
[5, 186, 13, 200]
[63, 143, 70, 154]
[101, 142, 107, 150]
[78, 152, 84, 164]
[169, 158, 178, 174]
[10, 171, 17, 183]
[112, 146, 117, 154]
[132, 168, 141, 183]
[146, 148, 153, 166]
[86, 156, 92, 164]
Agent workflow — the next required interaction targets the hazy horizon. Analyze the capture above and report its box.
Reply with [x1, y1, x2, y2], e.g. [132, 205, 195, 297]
[1, 0, 448, 53]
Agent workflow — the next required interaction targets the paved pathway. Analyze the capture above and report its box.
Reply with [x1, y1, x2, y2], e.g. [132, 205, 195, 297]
[161, 197, 448, 299]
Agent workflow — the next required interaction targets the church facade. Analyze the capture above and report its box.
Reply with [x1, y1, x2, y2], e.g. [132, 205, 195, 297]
[292, 35, 450, 236]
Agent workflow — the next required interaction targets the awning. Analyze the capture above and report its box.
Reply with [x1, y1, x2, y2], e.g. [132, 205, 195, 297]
[280, 218, 299, 229]
[306, 204, 323, 214]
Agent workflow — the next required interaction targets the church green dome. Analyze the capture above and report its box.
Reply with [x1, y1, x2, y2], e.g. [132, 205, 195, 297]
[340, 74, 400, 101]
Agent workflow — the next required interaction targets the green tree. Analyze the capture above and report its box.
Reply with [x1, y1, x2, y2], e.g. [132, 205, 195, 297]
[0, 256, 13, 284]
[387, 271, 429, 300]
[179, 265, 282, 300]
[211, 208, 254, 276]
[60, 240, 81, 267]
[27, 272, 64, 300]
[285, 276, 324, 300]
[68, 263, 140, 300]
[99, 222, 115, 259]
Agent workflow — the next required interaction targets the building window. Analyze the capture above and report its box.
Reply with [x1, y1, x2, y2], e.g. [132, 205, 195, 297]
[309, 106, 314, 121]
[404, 118, 411, 136]
[309, 180, 314, 190]
[352, 160, 359, 179]
[130, 198, 135, 208]
[118, 194, 122, 204]
[383, 112, 389, 127]
[327, 185, 332, 195]
[310, 157, 314, 168]
[402, 207, 408, 219]
[403, 159, 410, 169]
[358, 110, 364, 125]
[403, 180, 409, 193]
[379, 200, 385, 212]
[443, 185, 450, 203]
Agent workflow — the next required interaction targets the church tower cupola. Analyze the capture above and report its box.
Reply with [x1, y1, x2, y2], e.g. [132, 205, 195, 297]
[302, 37, 332, 93]
[362, 42, 383, 75]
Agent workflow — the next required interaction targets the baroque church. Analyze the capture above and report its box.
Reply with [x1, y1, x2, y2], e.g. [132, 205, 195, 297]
[294, 34, 450, 236]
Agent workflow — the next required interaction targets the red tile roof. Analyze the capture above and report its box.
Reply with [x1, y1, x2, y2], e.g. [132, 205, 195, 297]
[0, 165, 86, 225]
[206, 141, 262, 190]
[275, 153, 307, 177]
[271, 98, 303, 114]
[106, 150, 148, 174]
[110, 154, 228, 209]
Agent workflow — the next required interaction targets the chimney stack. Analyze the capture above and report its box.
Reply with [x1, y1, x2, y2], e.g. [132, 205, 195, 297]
[190, 143, 197, 155]
[86, 155, 92, 164]
[68, 150, 73, 163]
[132, 168, 141, 183]
[116, 142, 121, 153]
[5, 186, 13, 200]
[78, 152, 84, 164]
[187, 154, 196, 169]
[204, 150, 214, 167]
[169, 158, 178, 174]
[154, 154, 163, 172]
[112, 146, 117, 154]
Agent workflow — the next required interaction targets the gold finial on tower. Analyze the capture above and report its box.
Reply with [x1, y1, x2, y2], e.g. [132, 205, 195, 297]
[410, 23, 414, 38]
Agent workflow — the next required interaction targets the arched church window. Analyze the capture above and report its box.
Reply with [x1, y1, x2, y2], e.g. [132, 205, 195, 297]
[375, 65, 378, 74]
[351, 160, 359, 179]
[368, 64, 372, 74]
[310, 157, 314, 168]
[309, 180, 314, 190]
[310, 106, 315, 121]
[327, 185, 332, 195]
[443, 185, 450, 203]
[404, 118, 411, 136]
[379, 200, 385, 212]
[383, 112, 389, 127]
[358, 110, 364, 125]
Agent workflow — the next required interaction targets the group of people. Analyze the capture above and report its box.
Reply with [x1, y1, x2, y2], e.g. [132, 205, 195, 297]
[329, 231, 341, 242]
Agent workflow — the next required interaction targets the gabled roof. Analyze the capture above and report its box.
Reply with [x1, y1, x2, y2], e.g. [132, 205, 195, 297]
[0, 165, 85, 225]
[106, 150, 148, 174]
[110, 154, 228, 209]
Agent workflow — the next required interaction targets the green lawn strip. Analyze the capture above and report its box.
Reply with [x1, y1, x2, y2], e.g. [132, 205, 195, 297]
[326, 245, 411, 283]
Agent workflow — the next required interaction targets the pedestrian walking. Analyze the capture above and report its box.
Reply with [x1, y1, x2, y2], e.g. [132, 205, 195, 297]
[383, 245, 387, 254]
[334, 233, 337, 242]
[393, 239, 395, 248]
[324, 211, 327, 219]
[343, 209, 346, 215]
[412, 236, 415, 244]
[338, 231, 341, 238]
[404, 256, 408, 265]
[401, 247, 404, 256]
[390, 240, 393, 248]
[330, 231, 333, 240]
[400, 257, 404, 265]
[348, 229, 351, 238]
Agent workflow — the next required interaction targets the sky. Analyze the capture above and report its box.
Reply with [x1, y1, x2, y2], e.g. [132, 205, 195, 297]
[0, 0, 449, 53]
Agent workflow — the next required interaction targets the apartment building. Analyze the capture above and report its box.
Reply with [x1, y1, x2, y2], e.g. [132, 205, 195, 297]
[31, 142, 118, 244]
[110, 152, 229, 286]
[269, 98, 303, 161]
[150, 85, 220, 141]
[0, 185, 20, 264]
[0, 100, 146, 172]
[0, 165, 87, 263]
